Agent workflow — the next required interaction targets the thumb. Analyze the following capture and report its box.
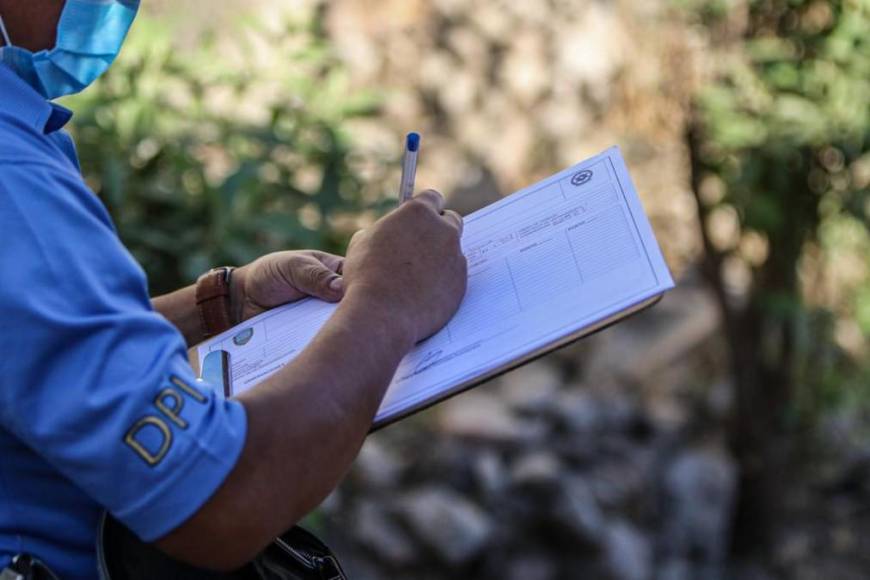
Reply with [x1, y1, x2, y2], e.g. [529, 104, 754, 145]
[290, 259, 345, 303]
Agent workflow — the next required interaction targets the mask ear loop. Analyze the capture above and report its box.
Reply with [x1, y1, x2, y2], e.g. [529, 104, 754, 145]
[0, 15, 12, 48]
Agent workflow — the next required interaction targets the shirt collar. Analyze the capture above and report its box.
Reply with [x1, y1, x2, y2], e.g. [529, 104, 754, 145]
[0, 63, 73, 135]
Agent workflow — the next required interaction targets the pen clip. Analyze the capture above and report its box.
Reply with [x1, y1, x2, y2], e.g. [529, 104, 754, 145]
[199, 349, 232, 398]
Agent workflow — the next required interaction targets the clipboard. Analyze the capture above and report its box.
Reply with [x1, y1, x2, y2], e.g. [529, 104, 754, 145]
[189, 293, 662, 432]
[189, 147, 674, 431]
[196, 349, 232, 398]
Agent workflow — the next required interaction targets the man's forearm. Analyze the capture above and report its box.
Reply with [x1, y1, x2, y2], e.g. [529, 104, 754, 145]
[151, 284, 204, 346]
[156, 288, 414, 570]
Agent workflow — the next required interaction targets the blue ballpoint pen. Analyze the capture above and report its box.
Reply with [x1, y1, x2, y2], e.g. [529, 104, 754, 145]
[399, 132, 421, 204]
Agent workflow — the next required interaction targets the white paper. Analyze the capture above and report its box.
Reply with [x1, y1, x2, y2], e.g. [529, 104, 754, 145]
[196, 147, 674, 425]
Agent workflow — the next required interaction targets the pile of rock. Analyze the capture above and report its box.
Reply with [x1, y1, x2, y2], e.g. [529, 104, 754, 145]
[317, 281, 738, 579]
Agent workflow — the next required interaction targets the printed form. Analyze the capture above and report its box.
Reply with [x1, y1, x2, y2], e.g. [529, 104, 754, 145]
[195, 147, 674, 427]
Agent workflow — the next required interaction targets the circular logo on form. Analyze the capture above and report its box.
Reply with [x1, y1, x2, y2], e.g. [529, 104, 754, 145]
[233, 327, 254, 346]
[571, 170, 593, 186]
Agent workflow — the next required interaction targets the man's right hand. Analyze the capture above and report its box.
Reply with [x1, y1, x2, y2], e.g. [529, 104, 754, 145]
[156, 189, 468, 571]
[342, 189, 467, 344]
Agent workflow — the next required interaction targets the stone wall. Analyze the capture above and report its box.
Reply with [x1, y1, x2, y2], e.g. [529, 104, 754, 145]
[324, 0, 704, 275]
[145, 0, 706, 275]
[322, 279, 737, 580]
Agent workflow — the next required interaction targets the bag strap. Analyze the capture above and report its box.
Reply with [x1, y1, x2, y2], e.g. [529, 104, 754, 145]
[97, 511, 347, 580]
[272, 529, 347, 580]
[0, 555, 60, 580]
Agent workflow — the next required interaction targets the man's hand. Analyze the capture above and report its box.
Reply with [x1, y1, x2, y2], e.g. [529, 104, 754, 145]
[342, 189, 467, 344]
[156, 190, 467, 570]
[152, 250, 344, 346]
[232, 250, 345, 323]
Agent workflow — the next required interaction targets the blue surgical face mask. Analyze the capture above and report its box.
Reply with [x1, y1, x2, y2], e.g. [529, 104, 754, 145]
[0, 0, 140, 100]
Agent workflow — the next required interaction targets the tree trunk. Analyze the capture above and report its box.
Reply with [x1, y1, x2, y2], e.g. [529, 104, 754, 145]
[686, 128, 815, 558]
[728, 305, 790, 556]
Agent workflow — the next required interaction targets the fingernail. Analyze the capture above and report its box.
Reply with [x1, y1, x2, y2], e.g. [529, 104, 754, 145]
[328, 276, 344, 292]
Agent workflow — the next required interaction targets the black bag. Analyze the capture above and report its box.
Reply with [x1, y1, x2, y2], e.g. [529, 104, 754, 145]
[97, 513, 347, 580]
[0, 555, 60, 580]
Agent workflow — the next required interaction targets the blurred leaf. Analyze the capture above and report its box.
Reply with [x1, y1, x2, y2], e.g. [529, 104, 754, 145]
[687, 0, 870, 417]
[63, 13, 389, 295]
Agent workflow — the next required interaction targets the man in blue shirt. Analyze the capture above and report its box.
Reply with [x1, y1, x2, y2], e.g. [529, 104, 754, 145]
[0, 1, 467, 577]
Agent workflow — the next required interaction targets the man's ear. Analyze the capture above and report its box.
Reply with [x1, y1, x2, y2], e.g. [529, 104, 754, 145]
[0, 0, 65, 52]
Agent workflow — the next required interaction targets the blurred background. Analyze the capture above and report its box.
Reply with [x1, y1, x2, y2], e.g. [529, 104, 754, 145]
[62, 0, 869, 578]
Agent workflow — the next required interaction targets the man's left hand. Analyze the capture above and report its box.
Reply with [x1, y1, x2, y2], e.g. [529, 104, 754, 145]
[232, 250, 345, 323]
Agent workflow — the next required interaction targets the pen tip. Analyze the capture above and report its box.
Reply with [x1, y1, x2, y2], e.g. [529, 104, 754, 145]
[406, 132, 421, 152]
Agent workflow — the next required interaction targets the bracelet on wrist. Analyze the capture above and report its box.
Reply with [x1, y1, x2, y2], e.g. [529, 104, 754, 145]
[195, 266, 235, 338]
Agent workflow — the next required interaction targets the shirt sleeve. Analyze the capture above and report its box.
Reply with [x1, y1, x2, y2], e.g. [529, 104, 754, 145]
[0, 161, 247, 542]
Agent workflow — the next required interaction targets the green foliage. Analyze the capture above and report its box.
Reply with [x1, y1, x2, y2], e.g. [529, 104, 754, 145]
[690, 0, 870, 413]
[671, 0, 736, 25]
[62, 14, 386, 295]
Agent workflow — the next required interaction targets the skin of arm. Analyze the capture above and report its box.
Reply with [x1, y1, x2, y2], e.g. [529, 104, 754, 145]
[151, 285, 203, 346]
[156, 192, 466, 571]
[156, 288, 414, 569]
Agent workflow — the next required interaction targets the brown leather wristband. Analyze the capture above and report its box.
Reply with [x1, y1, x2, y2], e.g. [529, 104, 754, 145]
[195, 266, 235, 338]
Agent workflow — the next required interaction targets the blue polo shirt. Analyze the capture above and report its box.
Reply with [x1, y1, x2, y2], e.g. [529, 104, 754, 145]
[0, 64, 247, 579]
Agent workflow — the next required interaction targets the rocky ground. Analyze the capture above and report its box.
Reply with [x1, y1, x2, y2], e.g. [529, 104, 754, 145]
[310, 278, 870, 579]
